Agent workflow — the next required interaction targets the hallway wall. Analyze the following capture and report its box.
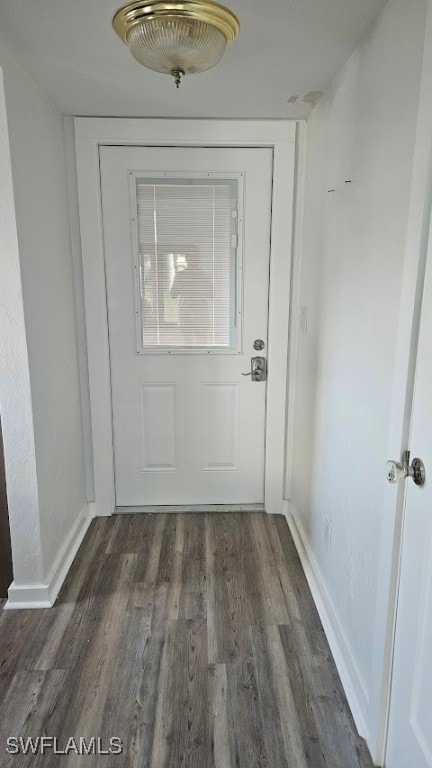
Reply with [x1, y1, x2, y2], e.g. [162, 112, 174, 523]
[0, 44, 88, 592]
[289, 0, 427, 753]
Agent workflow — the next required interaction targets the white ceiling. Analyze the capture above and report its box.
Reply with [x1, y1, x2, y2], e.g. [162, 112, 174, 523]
[0, 0, 387, 118]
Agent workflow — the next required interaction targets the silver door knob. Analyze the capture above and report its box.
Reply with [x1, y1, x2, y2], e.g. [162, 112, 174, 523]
[242, 356, 266, 382]
[386, 451, 426, 486]
[386, 461, 407, 484]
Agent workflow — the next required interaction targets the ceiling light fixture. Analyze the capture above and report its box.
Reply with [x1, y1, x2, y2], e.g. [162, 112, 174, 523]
[113, 0, 240, 88]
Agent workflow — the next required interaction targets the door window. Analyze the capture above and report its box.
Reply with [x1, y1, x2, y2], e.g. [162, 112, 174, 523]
[133, 176, 241, 352]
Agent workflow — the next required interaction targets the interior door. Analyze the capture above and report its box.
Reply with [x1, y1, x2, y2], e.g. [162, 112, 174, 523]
[99, 146, 272, 506]
[386, 228, 432, 766]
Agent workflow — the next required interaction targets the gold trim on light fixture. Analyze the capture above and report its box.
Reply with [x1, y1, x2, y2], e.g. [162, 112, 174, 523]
[113, 0, 240, 46]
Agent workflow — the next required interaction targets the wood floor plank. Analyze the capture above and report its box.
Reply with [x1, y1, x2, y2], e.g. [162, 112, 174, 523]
[0, 669, 66, 768]
[127, 594, 168, 768]
[278, 624, 373, 768]
[300, 642, 373, 768]
[178, 514, 206, 620]
[165, 514, 185, 620]
[250, 623, 290, 768]
[104, 512, 158, 558]
[210, 664, 231, 768]
[104, 514, 129, 555]
[225, 658, 268, 768]
[0, 513, 374, 768]
[248, 512, 290, 625]
[32, 522, 122, 672]
[264, 514, 303, 624]
[268, 515, 328, 657]
[125, 513, 156, 555]
[96, 607, 152, 767]
[126, 514, 157, 578]
[0, 670, 46, 759]
[133, 514, 165, 608]
[151, 618, 209, 768]
[69, 516, 112, 566]
[39, 552, 125, 672]
[264, 624, 311, 768]
[205, 516, 217, 666]
[0, 610, 42, 678]
[70, 554, 139, 756]
[155, 514, 177, 585]
[207, 514, 254, 663]
[0, 672, 11, 704]
[129, 518, 184, 768]
[273, 516, 323, 640]
[29, 554, 138, 765]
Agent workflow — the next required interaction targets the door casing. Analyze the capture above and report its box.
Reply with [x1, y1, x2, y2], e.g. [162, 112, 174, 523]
[74, 118, 297, 517]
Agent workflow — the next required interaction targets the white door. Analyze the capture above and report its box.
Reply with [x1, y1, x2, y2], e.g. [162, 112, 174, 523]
[386, 230, 432, 766]
[99, 146, 272, 506]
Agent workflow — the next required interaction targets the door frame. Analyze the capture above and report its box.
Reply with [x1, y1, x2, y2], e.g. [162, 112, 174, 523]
[74, 118, 297, 517]
[368, 3, 432, 762]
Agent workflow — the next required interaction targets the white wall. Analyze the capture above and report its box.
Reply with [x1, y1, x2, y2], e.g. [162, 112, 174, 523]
[289, 0, 427, 754]
[0, 70, 44, 586]
[0, 44, 88, 592]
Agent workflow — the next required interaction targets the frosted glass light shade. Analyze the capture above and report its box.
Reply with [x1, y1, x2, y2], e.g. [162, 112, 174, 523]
[127, 17, 227, 74]
[113, 1, 240, 84]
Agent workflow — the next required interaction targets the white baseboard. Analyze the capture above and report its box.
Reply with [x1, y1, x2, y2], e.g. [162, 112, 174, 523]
[88, 502, 97, 519]
[5, 503, 94, 610]
[116, 503, 265, 514]
[284, 502, 370, 742]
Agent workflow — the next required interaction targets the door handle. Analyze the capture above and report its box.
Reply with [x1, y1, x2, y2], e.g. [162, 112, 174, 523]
[242, 356, 266, 382]
[386, 450, 426, 486]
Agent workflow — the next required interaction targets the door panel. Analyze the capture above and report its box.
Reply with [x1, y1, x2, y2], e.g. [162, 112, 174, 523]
[140, 384, 179, 471]
[386, 225, 432, 767]
[201, 383, 239, 471]
[99, 146, 272, 505]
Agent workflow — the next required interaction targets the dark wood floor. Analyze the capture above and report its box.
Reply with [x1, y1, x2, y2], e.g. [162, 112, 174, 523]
[0, 513, 373, 767]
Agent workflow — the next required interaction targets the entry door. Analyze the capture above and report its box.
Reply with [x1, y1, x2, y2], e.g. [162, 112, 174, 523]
[99, 146, 272, 506]
[386, 228, 432, 766]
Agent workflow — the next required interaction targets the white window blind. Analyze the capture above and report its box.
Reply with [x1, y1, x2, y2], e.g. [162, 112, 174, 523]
[136, 179, 238, 349]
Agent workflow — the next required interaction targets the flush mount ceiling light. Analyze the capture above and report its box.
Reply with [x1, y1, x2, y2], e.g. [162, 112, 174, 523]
[113, 0, 240, 88]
